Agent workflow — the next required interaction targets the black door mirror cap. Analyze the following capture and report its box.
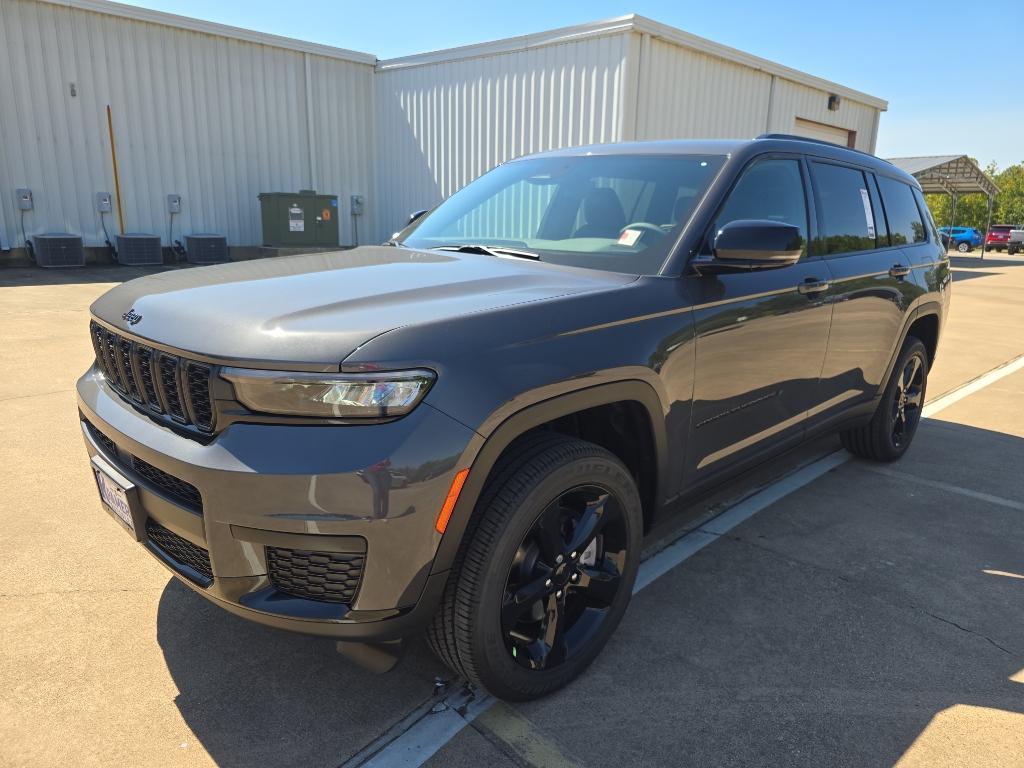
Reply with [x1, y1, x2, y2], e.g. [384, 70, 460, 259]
[699, 219, 803, 274]
[407, 209, 429, 226]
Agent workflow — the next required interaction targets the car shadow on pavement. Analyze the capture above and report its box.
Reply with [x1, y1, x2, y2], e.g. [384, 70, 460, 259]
[949, 255, 1024, 269]
[156, 580, 447, 768]
[506, 420, 1024, 767]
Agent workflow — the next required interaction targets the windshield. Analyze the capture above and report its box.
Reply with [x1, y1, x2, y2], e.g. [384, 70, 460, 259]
[399, 153, 726, 275]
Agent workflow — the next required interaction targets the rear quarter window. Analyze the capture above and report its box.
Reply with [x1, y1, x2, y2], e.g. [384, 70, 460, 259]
[877, 176, 927, 245]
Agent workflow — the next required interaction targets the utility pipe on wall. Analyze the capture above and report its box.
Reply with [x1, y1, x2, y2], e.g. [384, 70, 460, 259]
[106, 105, 125, 234]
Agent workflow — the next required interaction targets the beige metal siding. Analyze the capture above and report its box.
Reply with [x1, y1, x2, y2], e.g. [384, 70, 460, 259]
[374, 34, 630, 241]
[0, 0, 376, 250]
[630, 33, 879, 153]
[768, 79, 878, 152]
[632, 36, 772, 141]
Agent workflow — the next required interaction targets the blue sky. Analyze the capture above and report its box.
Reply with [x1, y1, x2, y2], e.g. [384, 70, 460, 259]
[123, 0, 1023, 169]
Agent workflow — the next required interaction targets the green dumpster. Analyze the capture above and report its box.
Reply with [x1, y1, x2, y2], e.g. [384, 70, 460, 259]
[258, 190, 340, 248]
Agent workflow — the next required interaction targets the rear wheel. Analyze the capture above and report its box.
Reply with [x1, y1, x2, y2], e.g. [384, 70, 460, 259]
[840, 338, 928, 462]
[957, 241, 970, 253]
[427, 435, 641, 701]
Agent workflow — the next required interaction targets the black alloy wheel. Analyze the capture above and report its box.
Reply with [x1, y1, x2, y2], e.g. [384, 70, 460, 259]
[890, 353, 924, 448]
[427, 435, 642, 701]
[501, 485, 628, 671]
[839, 337, 929, 462]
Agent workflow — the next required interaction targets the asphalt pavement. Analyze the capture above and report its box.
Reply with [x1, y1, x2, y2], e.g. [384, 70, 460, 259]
[2, 253, 1023, 768]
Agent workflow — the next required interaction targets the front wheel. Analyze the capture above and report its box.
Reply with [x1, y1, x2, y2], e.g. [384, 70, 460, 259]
[428, 435, 642, 701]
[840, 338, 928, 461]
[957, 241, 971, 253]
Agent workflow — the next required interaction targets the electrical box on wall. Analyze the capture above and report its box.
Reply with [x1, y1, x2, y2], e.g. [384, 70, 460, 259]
[350, 194, 364, 216]
[167, 194, 182, 213]
[96, 192, 112, 213]
[16, 189, 33, 210]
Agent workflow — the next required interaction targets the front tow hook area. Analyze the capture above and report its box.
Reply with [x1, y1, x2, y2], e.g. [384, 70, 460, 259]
[336, 639, 406, 673]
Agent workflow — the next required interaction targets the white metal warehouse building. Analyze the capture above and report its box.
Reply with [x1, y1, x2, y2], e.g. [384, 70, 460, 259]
[0, 0, 887, 259]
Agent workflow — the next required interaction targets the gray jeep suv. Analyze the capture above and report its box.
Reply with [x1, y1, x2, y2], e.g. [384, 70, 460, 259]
[79, 135, 950, 701]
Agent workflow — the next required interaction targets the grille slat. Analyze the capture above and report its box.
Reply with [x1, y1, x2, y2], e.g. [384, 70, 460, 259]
[146, 519, 212, 583]
[184, 362, 214, 431]
[267, 547, 364, 604]
[83, 418, 203, 513]
[135, 346, 162, 412]
[89, 322, 214, 433]
[102, 330, 125, 392]
[158, 354, 186, 422]
[131, 455, 203, 512]
[118, 337, 142, 402]
[84, 420, 118, 457]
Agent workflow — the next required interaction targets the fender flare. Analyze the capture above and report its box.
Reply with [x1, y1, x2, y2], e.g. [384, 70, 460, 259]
[430, 379, 669, 576]
[876, 304, 942, 401]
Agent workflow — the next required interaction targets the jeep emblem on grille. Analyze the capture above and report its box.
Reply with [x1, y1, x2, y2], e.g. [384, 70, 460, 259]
[122, 308, 142, 325]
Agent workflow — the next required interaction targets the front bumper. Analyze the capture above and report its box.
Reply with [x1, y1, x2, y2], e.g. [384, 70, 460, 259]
[77, 367, 476, 641]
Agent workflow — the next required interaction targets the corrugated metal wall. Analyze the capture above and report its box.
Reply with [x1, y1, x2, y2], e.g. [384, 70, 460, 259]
[768, 78, 878, 152]
[631, 36, 772, 141]
[373, 33, 631, 242]
[0, 0, 376, 250]
[0, 4, 883, 254]
[632, 33, 878, 152]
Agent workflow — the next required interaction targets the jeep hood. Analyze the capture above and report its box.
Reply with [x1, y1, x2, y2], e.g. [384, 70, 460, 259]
[90, 245, 636, 368]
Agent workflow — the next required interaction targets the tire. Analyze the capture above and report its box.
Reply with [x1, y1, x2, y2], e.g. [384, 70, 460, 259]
[427, 434, 642, 701]
[957, 241, 970, 253]
[840, 338, 928, 462]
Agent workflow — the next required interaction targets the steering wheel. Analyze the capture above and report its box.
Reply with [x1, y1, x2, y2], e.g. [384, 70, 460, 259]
[619, 222, 666, 245]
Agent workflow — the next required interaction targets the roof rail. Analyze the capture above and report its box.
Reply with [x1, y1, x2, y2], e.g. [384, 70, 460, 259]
[755, 133, 888, 163]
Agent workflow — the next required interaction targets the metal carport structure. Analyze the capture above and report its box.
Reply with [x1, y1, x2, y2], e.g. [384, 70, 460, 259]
[886, 155, 1000, 257]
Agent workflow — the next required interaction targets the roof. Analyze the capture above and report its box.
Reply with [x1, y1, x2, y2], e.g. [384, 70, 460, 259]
[886, 155, 999, 197]
[376, 14, 888, 111]
[38, 0, 377, 65]
[523, 136, 909, 179]
[527, 139, 750, 158]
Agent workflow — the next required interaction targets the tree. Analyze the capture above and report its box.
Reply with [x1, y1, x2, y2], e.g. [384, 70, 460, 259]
[924, 160, 1024, 234]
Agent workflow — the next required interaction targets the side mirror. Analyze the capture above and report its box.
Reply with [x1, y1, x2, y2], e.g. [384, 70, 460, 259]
[694, 219, 803, 274]
[407, 209, 429, 226]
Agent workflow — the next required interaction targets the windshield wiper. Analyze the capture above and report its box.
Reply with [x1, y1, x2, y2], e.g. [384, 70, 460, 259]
[433, 243, 540, 260]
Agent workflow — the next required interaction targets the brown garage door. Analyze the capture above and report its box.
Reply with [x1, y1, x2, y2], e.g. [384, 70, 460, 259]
[793, 118, 855, 148]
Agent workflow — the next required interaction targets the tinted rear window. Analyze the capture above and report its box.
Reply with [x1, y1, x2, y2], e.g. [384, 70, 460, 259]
[811, 162, 879, 255]
[877, 176, 926, 245]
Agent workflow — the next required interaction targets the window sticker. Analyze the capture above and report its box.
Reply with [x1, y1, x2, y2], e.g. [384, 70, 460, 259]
[859, 188, 875, 238]
[617, 229, 642, 247]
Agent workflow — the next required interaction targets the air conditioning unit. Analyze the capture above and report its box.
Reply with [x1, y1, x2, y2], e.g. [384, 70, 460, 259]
[115, 233, 163, 266]
[184, 234, 229, 264]
[33, 233, 84, 268]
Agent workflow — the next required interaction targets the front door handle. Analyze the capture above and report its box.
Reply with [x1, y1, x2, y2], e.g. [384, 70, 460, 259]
[889, 264, 911, 278]
[797, 278, 830, 295]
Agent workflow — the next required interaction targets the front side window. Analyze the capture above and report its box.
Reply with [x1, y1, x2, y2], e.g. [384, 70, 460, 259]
[812, 162, 880, 255]
[400, 154, 726, 275]
[877, 176, 926, 245]
[709, 158, 809, 255]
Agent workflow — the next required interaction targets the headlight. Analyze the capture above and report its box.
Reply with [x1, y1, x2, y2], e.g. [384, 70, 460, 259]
[220, 368, 435, 418]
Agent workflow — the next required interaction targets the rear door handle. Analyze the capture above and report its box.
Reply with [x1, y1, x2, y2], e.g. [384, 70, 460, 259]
[797, 279, 830, 295]
[889, 264, 911, 278]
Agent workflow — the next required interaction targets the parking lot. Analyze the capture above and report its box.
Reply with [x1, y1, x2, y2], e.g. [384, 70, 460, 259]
[2, 253, 1023, 768]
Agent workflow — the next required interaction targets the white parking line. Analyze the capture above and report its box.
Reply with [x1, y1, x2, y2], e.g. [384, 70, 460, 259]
[922, 352, 1024, 418]
[352, 352, 1024, 767]
[863, 465, 1024, 513]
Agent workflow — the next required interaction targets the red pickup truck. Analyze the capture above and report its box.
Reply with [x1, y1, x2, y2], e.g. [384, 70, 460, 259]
[986, 224, 1021, 252]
